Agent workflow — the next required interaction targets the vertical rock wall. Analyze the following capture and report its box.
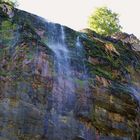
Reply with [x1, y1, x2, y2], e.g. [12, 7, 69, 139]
[0, 2, 140, 140]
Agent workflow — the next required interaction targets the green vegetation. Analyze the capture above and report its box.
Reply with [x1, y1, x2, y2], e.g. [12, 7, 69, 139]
[1, 20, 16, 30]
[0, 0, 17, 6]
[0, 20, 16, 45]
[88, 7, 122, 36]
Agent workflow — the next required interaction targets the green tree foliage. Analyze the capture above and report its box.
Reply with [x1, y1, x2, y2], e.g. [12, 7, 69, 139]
[0, 0, 17, 7]
[88, 7, 122, 36]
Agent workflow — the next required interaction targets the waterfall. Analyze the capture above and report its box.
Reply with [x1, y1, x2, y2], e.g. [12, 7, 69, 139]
[47, 24, 75, 113]
[75, 36, 91, 113]
[44, 22, 94, 140]
[130, 86, 140, 105]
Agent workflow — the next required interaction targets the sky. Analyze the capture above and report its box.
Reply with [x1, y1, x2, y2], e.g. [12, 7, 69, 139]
[18, 0, 140, 38]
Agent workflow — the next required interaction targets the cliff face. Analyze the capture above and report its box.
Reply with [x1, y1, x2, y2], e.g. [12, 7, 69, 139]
[0, 3, 140, 140]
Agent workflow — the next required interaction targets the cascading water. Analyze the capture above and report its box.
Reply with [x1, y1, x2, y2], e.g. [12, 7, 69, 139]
[44, 22, 94, 140]
[130, 86, 140, 105]
[75, 36, 91, 116]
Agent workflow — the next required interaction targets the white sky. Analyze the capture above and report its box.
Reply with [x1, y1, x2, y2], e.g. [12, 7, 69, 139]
[18, 0, 140, 37]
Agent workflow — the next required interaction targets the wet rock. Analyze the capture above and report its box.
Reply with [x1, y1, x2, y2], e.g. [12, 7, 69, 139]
[0, 3, 140, 140]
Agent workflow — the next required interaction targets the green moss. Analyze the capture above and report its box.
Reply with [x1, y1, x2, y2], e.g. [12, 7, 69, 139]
[26, 52, 34, 60]
[1, 20, 16, 30]
[0, 20, 17, 46]
[0, 71, 11, 76]
[86, 61, 113, 80]
[74, 78, 85, 87]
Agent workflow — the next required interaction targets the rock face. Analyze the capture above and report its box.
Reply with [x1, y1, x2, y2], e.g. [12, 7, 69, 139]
[112, 32, 140, 51]
[0, 3, 140, 140]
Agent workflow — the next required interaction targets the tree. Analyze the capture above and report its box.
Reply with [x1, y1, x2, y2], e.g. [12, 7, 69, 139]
[88, 7, 122, 36]
[0, 0, 17, 7]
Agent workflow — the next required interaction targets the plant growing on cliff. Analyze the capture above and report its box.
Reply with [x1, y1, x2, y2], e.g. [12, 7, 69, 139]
[88, 7, 122, 36]
[0, 0, 17, 7]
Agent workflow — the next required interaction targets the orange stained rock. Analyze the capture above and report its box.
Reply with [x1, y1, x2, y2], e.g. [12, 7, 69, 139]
[88, 56, 100, 65]
[105, 43, 120, 55]
[96, 75, 111, 87]
[108, 112, 125, 123]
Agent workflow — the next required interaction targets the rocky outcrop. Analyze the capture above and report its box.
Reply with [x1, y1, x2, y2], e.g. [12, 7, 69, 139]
[0, 2, 140, 140]
[79, 29, 140, 140]
[112, 32, 140, 51]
